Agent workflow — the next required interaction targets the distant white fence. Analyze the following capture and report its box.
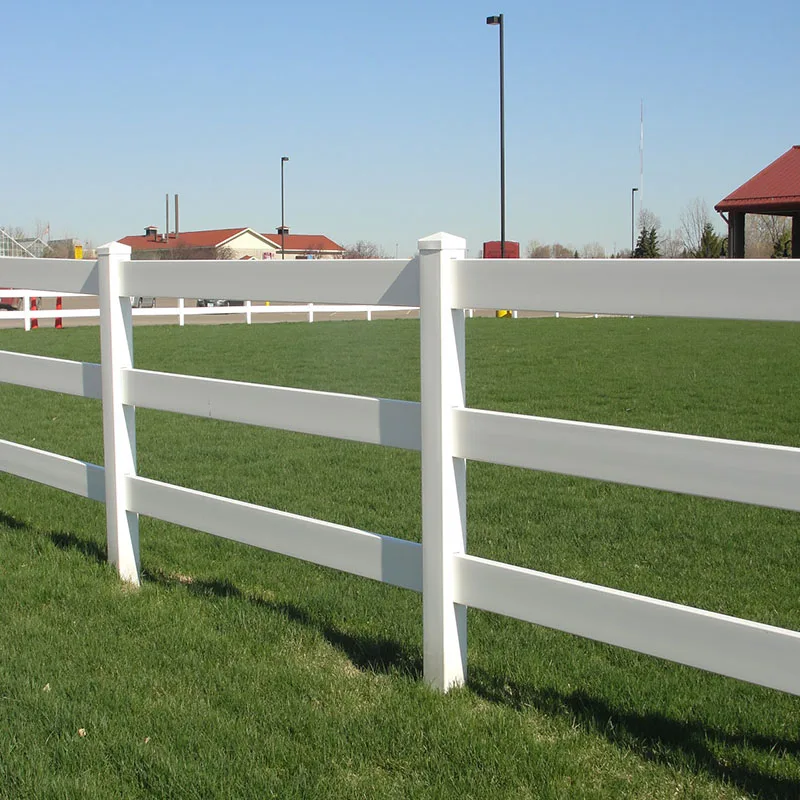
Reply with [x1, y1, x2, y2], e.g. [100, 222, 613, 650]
[0, 290, 418, 329]
[2, 233, 800, 696]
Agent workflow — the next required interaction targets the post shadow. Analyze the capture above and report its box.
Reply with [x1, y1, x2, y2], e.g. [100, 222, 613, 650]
[469, 666, 800, 800]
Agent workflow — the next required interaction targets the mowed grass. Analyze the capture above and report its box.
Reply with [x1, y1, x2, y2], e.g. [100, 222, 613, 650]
[1, 316, 800, 799]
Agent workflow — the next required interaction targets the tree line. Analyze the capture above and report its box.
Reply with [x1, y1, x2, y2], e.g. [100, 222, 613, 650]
[525, 199, 792, 260]
[6, 200, 793, 263]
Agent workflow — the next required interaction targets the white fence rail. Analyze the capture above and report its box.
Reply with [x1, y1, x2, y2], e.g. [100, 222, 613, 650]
[0, 289, 418, 329]
[3, 234, 800, 696]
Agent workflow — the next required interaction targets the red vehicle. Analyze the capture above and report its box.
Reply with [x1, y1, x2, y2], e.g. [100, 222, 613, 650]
[0, 291, 22, 311]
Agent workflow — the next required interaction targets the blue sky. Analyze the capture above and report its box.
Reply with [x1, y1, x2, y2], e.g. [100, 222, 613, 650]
[3, 0, 798, 256]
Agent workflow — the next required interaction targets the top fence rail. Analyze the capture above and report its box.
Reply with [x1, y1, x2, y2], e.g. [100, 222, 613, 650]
[3, 249, 800, 320]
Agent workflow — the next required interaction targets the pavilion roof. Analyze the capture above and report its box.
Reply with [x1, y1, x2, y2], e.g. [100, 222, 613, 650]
[715, 146, 800, 215]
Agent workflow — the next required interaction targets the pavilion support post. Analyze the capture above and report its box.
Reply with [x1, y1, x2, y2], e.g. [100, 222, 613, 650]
[728, 212, 745, 259]
[792, 214, 799, 259]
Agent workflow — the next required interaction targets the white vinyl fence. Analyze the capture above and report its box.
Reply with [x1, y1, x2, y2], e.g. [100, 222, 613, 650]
[2, 233, 800, 695]
[0, 290, 418, 329]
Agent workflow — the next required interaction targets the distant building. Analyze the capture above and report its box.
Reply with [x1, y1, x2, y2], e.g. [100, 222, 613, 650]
[0, 230, 50, 258]
[18, 237, 51, 258]
[48, 238, 90, 259]
[118, 226, 344, 261]
[0, 232, 89, 259]
[261, 229, 345, 260]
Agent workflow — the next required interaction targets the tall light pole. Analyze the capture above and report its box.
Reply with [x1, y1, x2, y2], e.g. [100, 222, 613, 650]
[280, 156, 289, 259]
[631, 187, 638, 255]
[486, 13, 505, 258]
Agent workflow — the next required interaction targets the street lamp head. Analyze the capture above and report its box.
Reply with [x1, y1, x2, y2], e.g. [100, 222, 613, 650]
[632, 187, 638, 193]
[486, 14, 501, 24]
[282, 156, 289, 162]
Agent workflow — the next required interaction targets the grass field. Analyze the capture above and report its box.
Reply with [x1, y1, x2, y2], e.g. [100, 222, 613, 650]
[2, 317, 800, 799]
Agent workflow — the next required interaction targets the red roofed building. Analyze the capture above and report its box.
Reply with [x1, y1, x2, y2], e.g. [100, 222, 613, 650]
[119, 226, 344, 260]
[262, 231, 344, 259]
[715, 146, 800, 258]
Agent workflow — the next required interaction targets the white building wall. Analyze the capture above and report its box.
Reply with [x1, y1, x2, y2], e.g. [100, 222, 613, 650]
[224, 231, 280, 260]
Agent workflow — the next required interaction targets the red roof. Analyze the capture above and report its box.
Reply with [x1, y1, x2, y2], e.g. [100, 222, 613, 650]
[118, 227, 344, 254]
[262, 233, 343, 252]
[715, 146, 800, 213]
[119, 228, 251, 250]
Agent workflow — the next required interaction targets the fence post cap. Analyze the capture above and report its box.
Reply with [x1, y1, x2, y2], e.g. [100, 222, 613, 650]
[418, 232, 466, 253]
[97, 241, 132, 257]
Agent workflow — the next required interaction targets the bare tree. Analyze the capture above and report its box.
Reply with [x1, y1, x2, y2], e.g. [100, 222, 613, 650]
[162, 242, 236, 260]
[754, 214, 790, 246]
[660, 228, 685, 259]
[526, 241, 577, 258]
[637, 208, 661, 234]
[44, 240, 76, 258]
[579, 242, 606, 258]
[680, 198, 711, 255]
[343, 240, 386, 259]
[551, 243, 575, 259]
[1, 225, 27, 241]
[526, 240, 551, 258]
[168, 242, 212, 260]
[744, 214, 790, 257]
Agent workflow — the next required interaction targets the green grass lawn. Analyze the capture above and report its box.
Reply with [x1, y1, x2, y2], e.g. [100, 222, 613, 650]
[1, 317, 800, 799]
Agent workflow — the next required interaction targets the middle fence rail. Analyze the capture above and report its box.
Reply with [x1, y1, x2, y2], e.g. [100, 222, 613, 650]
[2, 232, 800, 696]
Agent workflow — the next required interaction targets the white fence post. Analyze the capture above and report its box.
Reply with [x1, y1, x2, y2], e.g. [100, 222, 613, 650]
[178, 297, 185, 327]
[308, 303, 314, 323]
[23, 292, 30, 331]
[419, 231, 468, 691]
[245, 300, 252, 325]
[98, 241, 140, 585]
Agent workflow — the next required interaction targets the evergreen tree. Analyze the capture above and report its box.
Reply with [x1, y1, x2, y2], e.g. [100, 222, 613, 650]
[633, 228, 647, 258]
[633, 226, 660, 258]
[772, 228, 792, 258]
[690, 222, 725, 258]
[647, 227, 661, 258]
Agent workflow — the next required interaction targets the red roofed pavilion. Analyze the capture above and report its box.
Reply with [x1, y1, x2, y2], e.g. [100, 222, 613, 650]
[715, 146, 800, 258]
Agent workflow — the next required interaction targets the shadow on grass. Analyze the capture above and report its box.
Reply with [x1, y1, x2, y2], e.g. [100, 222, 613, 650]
[0, 511, 28, 530]
[48, 530, 107, 563]
[34, 527, 798, 798]
[1, 511, 108, 563]
[470, 668, 800, 800]
[143, 568, 423, 679]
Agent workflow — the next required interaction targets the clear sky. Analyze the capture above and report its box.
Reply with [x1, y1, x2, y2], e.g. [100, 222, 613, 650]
[3, 0, 799, 256]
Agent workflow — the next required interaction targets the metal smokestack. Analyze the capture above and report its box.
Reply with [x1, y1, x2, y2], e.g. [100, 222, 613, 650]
[175, 194, 179, 239]
[165, 193, 170, 241]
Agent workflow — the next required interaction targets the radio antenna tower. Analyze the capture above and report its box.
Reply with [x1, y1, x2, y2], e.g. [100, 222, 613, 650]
[639, 99, 644, 200]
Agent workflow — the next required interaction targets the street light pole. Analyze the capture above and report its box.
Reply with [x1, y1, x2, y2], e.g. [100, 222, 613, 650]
[631, 187, 638, 255]
[487, 13, 505, 258]
[281, 156, 289, 260]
